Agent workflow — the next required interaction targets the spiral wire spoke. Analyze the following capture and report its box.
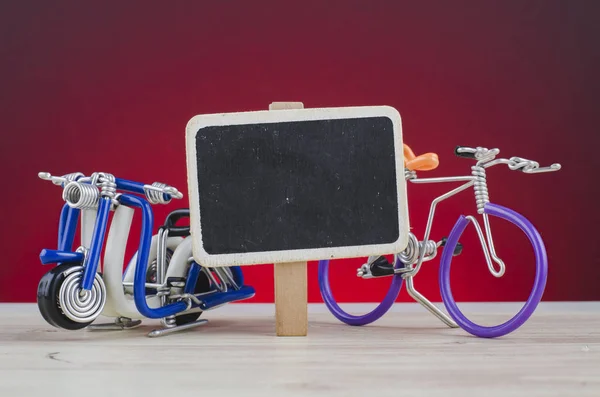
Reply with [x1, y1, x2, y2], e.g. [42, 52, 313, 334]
[58, 267, 106, 323]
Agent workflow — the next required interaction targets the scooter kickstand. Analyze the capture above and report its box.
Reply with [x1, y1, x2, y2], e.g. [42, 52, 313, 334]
[88, 317, 142, 331]
[147, 318, 209, 338]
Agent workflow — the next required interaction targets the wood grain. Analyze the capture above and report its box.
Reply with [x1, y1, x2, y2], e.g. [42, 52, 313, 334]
[269, 101, 308, 337]
[274, 261, 308, 336]
[0, 303, 598, 397]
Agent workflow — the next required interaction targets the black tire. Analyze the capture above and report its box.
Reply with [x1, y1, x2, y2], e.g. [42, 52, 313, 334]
[174, 270, 212, 325]
[37, 264, 93, 330]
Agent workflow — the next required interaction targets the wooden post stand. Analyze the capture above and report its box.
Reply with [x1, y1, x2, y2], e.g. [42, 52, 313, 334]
[186, 103, 405, 338]
[269, 101, 308, 337]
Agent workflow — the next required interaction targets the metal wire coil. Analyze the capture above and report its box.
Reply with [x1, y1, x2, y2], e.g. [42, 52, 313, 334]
[62, 181, 100, 209]
[399, 233, 437, 266]
[145, 182, 171, 204]
[58, 266, 106, 323]
[91, 172, 117, 199]
[404, 168, 417, 180]
[471, 165, 489, 214]
[62, 172, 84, 183]
[474, 147, 499, 163]
[508, 156, 540, 173]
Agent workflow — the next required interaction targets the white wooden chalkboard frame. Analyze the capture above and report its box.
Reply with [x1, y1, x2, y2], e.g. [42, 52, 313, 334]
[184, 105, 410, 267]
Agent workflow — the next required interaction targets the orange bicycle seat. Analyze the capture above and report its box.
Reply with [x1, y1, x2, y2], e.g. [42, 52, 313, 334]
[403, 144, 439, 171]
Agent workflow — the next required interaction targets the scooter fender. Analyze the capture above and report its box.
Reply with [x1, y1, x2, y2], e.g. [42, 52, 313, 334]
[164, 235, 195, 280]
[102, 205, 183, 320]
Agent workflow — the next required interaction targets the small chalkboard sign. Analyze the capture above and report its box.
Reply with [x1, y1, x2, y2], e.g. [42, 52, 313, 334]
[185, 106, 409, 267]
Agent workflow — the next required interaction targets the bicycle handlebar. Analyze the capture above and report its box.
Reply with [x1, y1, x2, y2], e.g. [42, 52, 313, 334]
[506, 157, 561, 174]
[453, 146, 561, 174]
[454, 146, 478, 159]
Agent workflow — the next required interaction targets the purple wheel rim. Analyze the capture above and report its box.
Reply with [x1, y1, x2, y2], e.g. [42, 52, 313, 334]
[318, 257, 404, 326]
[439, 203, 548, 338]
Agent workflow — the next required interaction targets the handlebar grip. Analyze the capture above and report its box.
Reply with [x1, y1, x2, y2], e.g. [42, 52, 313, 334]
[167, 227, 191, 237]
[164, 209, 191, 237]
[454, 146, 477, 159]
[164, 209, 190, 228]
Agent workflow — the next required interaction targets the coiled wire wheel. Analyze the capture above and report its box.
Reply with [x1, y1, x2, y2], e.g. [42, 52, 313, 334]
[37, 264, 106, 330]
[58, 266, 106, 323]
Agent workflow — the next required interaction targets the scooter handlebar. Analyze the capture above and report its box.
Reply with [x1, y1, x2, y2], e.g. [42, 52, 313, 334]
[39, 171, 184, 202]
[38, 172, 66, 185]
[143, 183, 184, 202]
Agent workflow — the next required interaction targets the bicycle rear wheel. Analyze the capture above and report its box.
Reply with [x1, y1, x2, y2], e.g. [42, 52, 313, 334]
[439, 203, 548, 338]
[318, 257, 404, 326]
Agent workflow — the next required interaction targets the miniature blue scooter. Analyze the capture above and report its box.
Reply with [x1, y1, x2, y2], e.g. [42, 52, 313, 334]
[37, 171, 255, 337]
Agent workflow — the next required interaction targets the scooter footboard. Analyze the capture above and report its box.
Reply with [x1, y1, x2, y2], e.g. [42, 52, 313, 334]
[39, 249, 84, 264]
[197, 286, 256, 310]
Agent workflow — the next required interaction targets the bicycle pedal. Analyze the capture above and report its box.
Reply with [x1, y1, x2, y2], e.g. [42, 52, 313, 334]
[453, 242, 463, 256]
[440, 237, 463, 256]
[369, 256, 395, 277]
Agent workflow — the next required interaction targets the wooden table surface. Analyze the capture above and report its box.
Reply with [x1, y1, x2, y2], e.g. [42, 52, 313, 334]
[0, 302, 598, 396]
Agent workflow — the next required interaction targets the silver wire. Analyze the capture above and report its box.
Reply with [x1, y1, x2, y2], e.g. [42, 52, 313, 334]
[58, 266, 106, 323]
[144, 182, 184, 204]
[62, 181, 100, 210]
[471, 165, 489, 214]
[398, 233, 437, 267]
[404, 180, 475, 277]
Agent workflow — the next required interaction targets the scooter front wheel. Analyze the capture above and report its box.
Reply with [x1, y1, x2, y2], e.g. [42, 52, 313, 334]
[37, 264, 107, 330]
[318, 257, 404, 326]
[439, 203, 548, 338]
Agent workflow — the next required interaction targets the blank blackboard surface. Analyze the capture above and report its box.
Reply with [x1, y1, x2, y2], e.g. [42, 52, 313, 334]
[185, 106, 409, 266]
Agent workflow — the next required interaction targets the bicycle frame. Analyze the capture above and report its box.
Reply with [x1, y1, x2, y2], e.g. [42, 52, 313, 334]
[404, 173, 505, 279]
[319, 145, 560, 335]
[402, 175, 476, 277]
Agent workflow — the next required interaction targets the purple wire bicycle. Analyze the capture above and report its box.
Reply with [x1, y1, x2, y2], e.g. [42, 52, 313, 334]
[318, 145, 561, 338]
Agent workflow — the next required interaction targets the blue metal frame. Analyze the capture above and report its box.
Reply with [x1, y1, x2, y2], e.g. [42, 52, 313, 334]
[58, 204, 79, 252]
[231, 266, 244, 286]
[184, 262, 201, 294]
[180, 263, 254, 308]
[57, 203, 68, 247]
[44, 178, 253, 319]
[119, 194, 188, 319]
[115, 178, 170, 202]
[198, 286, 255, 310]
[40, 249, 84, 264]
[80, 198, 111, 290]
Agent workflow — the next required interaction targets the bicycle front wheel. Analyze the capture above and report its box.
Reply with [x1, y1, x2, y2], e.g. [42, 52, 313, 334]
[318, 257, 404, 326]
[439, 203, 548, 338]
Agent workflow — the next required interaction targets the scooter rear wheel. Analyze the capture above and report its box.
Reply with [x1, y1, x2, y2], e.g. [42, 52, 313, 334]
[174, 270, 211, 325]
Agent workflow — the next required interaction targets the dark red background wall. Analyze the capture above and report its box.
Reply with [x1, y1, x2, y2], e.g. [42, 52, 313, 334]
[1, 1, 598, 303]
